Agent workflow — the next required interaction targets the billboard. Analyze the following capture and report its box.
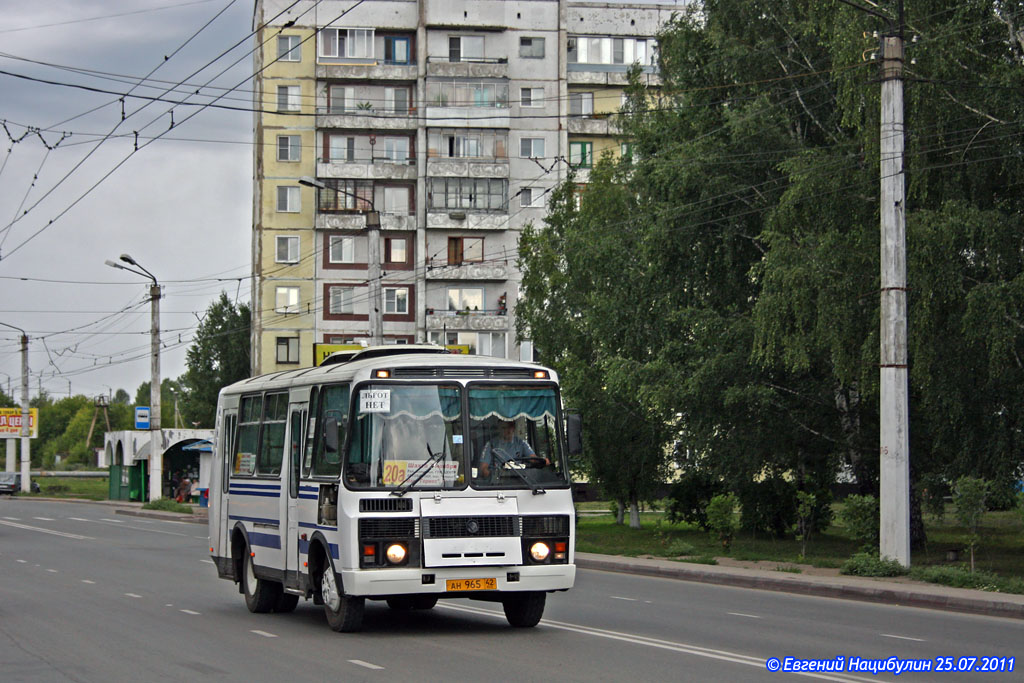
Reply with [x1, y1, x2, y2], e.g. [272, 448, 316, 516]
[0, 408, 38, 438]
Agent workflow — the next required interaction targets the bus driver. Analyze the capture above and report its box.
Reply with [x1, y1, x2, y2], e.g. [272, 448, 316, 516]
[478, 420, 549, 478]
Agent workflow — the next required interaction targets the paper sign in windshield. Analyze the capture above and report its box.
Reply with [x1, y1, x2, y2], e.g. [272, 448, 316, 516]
[360, 389, 391, 413]
[382, 460, 459, 487]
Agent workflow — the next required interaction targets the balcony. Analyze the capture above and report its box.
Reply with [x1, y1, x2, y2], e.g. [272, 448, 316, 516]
[426, 157, 509, 178]
[426, 57, 508, 80]
[425, 310, 509, 331]
[315, 212, 416, 231]
[316, 63, 417, 82]
[316, 107, 418, 131]
[567, 115, 619, 136]
[317, 158, 418, 182]
[426, 211, 508, 230]
[425, 260, 510, 281]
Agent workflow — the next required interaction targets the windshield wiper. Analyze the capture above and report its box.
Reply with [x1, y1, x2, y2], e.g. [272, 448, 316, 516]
[501, 460, 546, 495]
[391, 442, 445, 497]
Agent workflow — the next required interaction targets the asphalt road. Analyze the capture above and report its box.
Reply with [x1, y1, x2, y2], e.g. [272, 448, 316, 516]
[2, 498, 1021, 682]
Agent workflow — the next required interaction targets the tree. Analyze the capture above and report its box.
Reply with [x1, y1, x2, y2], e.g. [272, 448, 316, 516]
[179, 293, 251, 427]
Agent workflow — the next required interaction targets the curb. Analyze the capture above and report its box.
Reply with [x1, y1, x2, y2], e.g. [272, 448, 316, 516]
[576, 553, 1024, 621]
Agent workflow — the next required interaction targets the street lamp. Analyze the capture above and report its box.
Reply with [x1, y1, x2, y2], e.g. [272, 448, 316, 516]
[299, 176, 384, 345]
[0, 321, 31, 491]
[106, 253, 163, 500]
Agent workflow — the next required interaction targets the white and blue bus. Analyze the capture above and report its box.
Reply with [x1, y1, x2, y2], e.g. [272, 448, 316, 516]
[209, 345, 580, 632]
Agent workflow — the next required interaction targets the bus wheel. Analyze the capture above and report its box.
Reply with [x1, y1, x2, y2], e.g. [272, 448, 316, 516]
[413, 596, 438, 610]
[502, 591, 545, 627]
[274, 592, 299, 613]
[321, 562, 364, 632]
[243, 550, 280, 613]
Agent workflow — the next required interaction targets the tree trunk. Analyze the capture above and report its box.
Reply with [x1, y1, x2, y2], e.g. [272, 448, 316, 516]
[615, 499, 625, 525]
[628, 497, 641, 529]
[910, 466, 928, 550]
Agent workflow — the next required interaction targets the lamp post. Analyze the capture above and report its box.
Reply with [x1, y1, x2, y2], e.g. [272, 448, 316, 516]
[106, 253, 163, 500]
[0, 322, 31, 491]
[299, 176, 384, 345]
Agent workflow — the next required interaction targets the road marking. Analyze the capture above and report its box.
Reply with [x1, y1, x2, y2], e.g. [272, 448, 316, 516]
[728, 612, 762, 619]
[17, 559, 27, 563]
[349, 660, 384, 670]
[69, 517, 91, 522]
[33, 517, 55, 521]
[0, 519, 94, 540]
[46, 568, 58, 573]
[880, 633, 925, 642]
[610, 596, 638, 601]
[89, 518, 189, 537]
[438, 603, 878, 683]
[101, 518, 123, 523]
[251, 630, 278, 638]
[3, 516, 21, 521]
[125, 593, 143, 598]
[81, 580, 96, 584]
[180, 609, 201, 615]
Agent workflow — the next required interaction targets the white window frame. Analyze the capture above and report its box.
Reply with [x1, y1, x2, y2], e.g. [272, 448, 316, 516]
[275, 235, 299, 263]
[520, 187, 544, 208]
[319, 28, 375, 59]
[447, 287, 483, 312]
[277, 35, 301, 62]
[520, 87, 544, 108]
[277, 135, 300, 162]
[275, 286, 300, 314]
[383, 186, 410, 214]
[275, 337, 300, 364]
[276, 186, 300, 212]
[569, 92, 594, 117]
[384, 287, 409, 314]
[384, 87, 409, 114]
[328, 85, 353, 114]
[328, 135, 357, 163]
[277, 85, 300, 112]
[449, 35, 484, 62]
[384, 236, 408, 263]
[328, 286, 354, 314]
[520, 137, 545, 159]
[382, 137, 410, 163]
[328, 235, 355, 263]
[519, 37, 545, 58]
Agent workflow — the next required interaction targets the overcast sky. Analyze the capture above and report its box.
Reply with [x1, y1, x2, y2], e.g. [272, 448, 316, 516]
[0, 0, 255, 402]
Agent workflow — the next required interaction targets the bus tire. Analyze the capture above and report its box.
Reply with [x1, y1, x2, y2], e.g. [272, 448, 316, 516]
[321, 562, 364, 632]
[243, 551, 280, 613]
[413, 596, 438, 610]
[502, 591, 545, 627]
[274, 592, 300, 613]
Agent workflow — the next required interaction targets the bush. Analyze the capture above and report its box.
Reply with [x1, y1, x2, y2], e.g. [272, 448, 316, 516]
[918, 473, 949, 522]
[953, 476, 989, 572]
[665, 470, 724, 531]
[706, 493, 740, 552]
[840, 552, 907, 577]
[985, 478, 1019, 511]
[839, 494, 879, 549]
[909, 565, 1024, 595]
[142, 498, 193, 514]
[737, 477, 795, 536]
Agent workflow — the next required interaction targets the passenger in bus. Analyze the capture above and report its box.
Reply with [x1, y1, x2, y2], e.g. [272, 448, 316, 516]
[478, 420, 548, 478]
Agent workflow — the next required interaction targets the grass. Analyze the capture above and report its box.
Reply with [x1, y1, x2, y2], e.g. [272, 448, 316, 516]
[575, 501, 1024, 587]
[31, 476, 110, 500]
[142, 498, 193, 514]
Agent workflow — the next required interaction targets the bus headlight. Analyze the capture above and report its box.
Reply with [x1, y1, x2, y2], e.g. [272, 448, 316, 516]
[385, 543, 408, 565]
[529, 542, 550, 562]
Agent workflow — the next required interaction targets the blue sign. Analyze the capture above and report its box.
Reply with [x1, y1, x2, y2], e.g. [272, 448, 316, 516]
[135, 407, 151, 430]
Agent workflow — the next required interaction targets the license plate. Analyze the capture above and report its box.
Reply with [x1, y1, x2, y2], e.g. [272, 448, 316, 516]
[446, 578, 497, 592]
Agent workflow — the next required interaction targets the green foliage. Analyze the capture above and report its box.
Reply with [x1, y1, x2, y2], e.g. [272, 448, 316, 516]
[737, 477, 795, 537]
[142, 498, 193, 514]
[1018, 491, 1024, 527]
[919, 473, 949, 522]
[706, 493, 739, 552]
[840, 552, 908, 578]
[839, 495, 880, 550]
[954, 476, 989, 572]
[909, 566, 1024, 595]
[985, 478, 1019, 511]
[793, 491, 816, 559]
[665, 469, 724, 531]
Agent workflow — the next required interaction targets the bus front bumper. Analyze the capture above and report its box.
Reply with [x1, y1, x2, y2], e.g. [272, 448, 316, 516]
[340, 563, 575, 598]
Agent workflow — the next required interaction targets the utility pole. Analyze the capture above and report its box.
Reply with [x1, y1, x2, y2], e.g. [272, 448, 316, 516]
[878, 4, 910, 566]
[19, 333, 30, 493]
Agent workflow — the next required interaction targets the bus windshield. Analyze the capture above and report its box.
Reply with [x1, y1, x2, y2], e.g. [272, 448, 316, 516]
[469, 384, 568, 490]
[345, 384, 465, 490]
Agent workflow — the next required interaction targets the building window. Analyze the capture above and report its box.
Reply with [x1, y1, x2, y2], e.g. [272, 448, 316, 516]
[427, 129, 507, 159]
[568, 36, 656, 66]
[328, 85, 353, 114]
[520, 87, 544, 108]
[569, 92, 594, 118]
[381, 137, 410, 163]
[384, 287, 409, 314]
[384, 36, 411, 64]
[276, 337, 299, 364]
[569, 141, 593, 168]
[328, 286, 354, 314]
[520, 137, 545, 159]
[328, 235, 355, 263]
[275, 286, 300, 314]
[317, 180, 372, 211]
[384, 87, 410, 114]
[277, 85, 300, 112]
[277, 35, 301, 62]
[426, 80, 508, 108]
[519, 37, 545, 58]
[520, 188, 544, 208]
[277, 135, 300, 162]
[621, 142, 636, 162]
[449, 35, 484, 62]
[448, 236, 484, 264]
[275, 235, 299, 263]
[448, 287, 483, 312]
[429, 331, 506, 357]
[319, 28, 374, 59]
[328, 135, 357, 162]
[428, 178, 507, 212]
[384, 237, 408, 264]
[276, 186, 300, 212]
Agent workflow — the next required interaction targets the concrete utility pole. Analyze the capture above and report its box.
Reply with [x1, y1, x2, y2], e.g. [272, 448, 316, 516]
[879, 24, 910, 565]
[19, 332, 30, 493]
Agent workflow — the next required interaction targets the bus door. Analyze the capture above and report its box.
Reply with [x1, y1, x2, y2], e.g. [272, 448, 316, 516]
[284, 401, 307, 585]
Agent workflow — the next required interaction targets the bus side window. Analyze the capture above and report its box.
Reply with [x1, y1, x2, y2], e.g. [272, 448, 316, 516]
[303, 386, 319, 478]
[313, 384, 348, 478]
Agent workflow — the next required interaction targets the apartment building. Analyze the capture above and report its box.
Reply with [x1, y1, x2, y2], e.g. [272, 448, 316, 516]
[251, 0, 673, 374]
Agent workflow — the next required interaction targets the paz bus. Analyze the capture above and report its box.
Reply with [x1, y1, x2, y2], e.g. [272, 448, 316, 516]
[208, 345, 580, 632]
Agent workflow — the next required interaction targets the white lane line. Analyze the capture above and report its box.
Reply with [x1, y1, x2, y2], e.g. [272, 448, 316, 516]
[69, 517, 91, 522]
[46, 569, 58, 573]
[81, 580, 96, 584]
[349, 660, 384, 670]
[728, 612, 762, 619]
[3, 516, 21, 521]
[438, 603, 878, 683]
[16, 559, 27, 563]
[880, 633, 925, 642]
[33, 517, 55, 521]
[610, 596, 638, 602]
[101, 518, 123, 523]
[180, 609, 201, 615]
[251, 630, 278, 639]
[0, 519, 94, 540]
[125, 593, 143, 598]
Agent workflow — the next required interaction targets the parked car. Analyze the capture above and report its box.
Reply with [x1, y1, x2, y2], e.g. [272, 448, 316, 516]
[0, 472, 41, 495]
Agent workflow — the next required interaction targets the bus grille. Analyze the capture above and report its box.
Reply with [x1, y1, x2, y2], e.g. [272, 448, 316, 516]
[426, 515, 518, 538]
[359, 498, 413, 512]
[359, 518, 418, 538]
[521, 515, 570, 537]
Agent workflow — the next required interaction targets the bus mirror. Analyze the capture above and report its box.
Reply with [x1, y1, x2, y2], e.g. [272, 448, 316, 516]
[566, 413, 583, 455]
[324, 417, 340, 453]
